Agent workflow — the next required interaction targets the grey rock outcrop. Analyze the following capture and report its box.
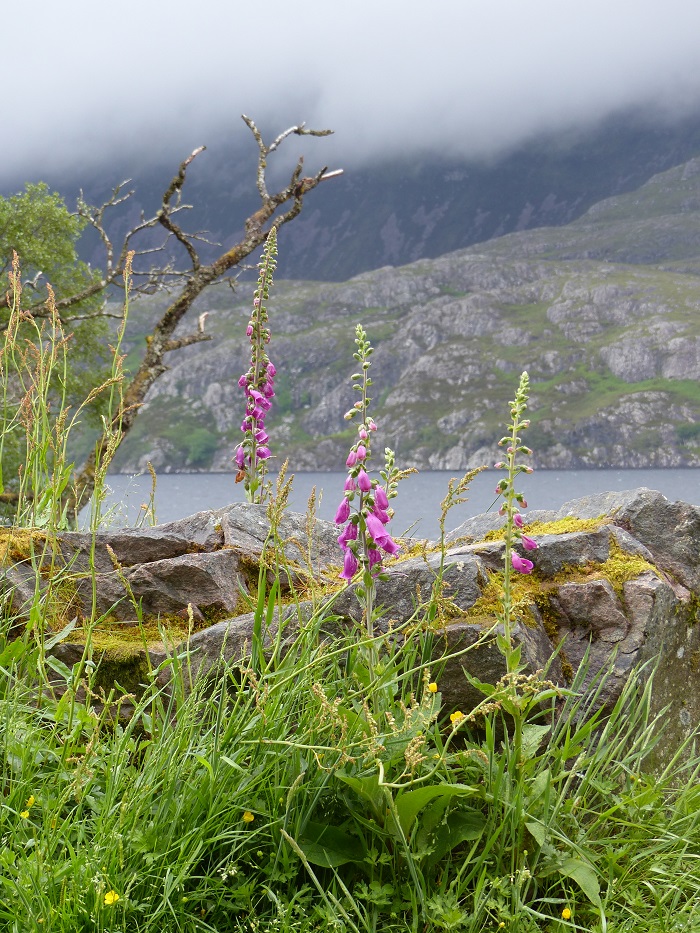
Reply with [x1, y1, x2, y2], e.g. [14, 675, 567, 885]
[2, 503, 340, 624]
[4, 488, 699, 762]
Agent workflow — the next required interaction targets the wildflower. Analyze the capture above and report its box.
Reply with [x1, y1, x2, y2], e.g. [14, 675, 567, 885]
[428, 682, 438, 693]
[511, 553, 534, 574]
[372, 505, 391, 524]
[450, 710, 464, 724]
[356, 444, 367, 460]
[233, 227, 278, 502]
[26, 796, 35, 808]
[334, 498, 351, 524]
[374, 486, 389, 510]
[357, 468, 372, 492]
[104, 891, 120, 906]
[561, 907, 571, 920]
[20, 810, 29, 819]
[513, 513, 524, 528]
[346, 450, 358, 467]
[242, 811, 255, 823]
[340, 549, 359, 581]
[338, 521, 358, 549]
[366, 513, 400, 555]
[520, 534, 538, 551]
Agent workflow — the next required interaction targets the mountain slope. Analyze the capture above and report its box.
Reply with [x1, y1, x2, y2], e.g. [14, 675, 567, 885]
[8, 109, 700, 282]
[110, 155, 700, 474]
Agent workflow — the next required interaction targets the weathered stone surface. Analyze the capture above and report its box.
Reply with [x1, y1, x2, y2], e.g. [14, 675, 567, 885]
[2, 503, 342, 625]
[333, 547, 486, 624]
[5, 488, 700, 766]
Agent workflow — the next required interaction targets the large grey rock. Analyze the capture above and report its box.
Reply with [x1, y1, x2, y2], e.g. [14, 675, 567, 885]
[1, 503, 342, 624]
[5, 489, 700, 765]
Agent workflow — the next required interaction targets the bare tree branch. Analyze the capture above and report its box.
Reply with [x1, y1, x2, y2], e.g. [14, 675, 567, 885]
[62, 115, 342, 515]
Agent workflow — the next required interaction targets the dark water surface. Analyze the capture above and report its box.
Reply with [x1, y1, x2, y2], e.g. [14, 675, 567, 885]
[100, 469, 700, 541]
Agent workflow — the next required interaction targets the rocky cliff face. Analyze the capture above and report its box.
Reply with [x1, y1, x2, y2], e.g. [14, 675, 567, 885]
[111, 156, 700, 473]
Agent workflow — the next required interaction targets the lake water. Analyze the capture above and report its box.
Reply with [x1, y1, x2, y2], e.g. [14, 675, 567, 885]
[98, 469, 700, 540]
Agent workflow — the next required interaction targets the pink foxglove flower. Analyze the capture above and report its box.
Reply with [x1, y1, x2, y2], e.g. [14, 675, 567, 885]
[511, 553, 534, 574]
[356, 445, 367, 461]
[521, 534, 538, 551]
[357, 469, 372, 492]
[338, 521, 358, 549]
[366, 513, 400, 555]
[335, 498, 351, 524]
[340, 549, 359, 581]
[374, 486, 389, 510]
[346, 451, 358, 468]
[513, 513, 524, 528]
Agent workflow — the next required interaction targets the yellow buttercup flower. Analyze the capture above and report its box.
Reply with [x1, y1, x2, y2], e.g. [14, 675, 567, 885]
[104, 891, 120, 906]
[26, 795, 35, 808]
[428, 682, 438, 693]
[20, 810, 29, 819]
[242, 811, 255, 823]
[561, 907, 571, 920]
[450, 710, 464, 724]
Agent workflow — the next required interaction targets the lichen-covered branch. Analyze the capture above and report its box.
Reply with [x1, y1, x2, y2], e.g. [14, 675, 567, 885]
[63, 115, 342, 515]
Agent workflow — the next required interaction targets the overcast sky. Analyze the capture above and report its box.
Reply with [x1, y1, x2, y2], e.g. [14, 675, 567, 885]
[6, 0, 700, 181]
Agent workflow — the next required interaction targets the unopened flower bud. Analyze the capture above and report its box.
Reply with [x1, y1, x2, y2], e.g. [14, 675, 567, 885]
[494, 462, 505, 469]
[357, 469, 371, 492]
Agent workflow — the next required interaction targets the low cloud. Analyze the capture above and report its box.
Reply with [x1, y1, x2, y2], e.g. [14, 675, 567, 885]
[5, 0, 700, 182]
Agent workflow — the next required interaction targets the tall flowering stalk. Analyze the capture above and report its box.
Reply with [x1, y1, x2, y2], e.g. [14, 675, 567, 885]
[335, 325, 400, 642]
[234, 227, 277, 504]
[493, 371, 537, 674]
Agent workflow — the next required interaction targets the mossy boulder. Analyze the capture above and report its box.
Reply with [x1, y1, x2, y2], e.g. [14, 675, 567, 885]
[5, 488, 700, 766]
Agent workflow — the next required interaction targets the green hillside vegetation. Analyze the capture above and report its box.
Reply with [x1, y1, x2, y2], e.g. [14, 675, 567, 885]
[109, 156, 700, 474]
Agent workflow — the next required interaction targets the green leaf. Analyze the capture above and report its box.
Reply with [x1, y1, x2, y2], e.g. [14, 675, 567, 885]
[525, 821, 546, 847]
[546, 857, 601, 907]
[423, 810, 485, 867]
[0, 639, 26, 667]
[521, 724, 551, 761]
[394, 784, 480, 835]
[336, 772, 384, 819]
[336, 705, 371, 737]
[43, 616, 79, 651]
[297, 821, 366, 868]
